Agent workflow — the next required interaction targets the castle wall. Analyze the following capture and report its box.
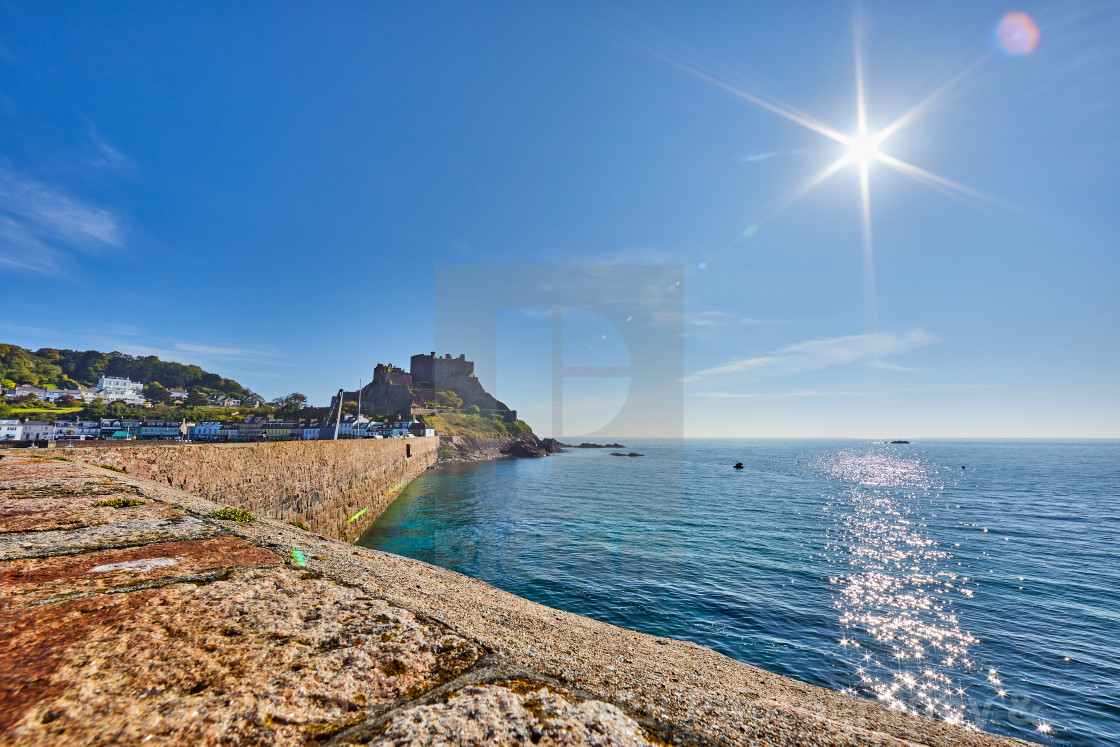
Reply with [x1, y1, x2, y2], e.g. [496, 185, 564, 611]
[410, 352, 509, 411]
[62, 438, 438, 542]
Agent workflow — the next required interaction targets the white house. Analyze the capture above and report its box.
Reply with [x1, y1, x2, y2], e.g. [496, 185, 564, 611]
[20, 421, 54, 441]
[209, 395, 242, 408]
[0, 419, 22, 440]
[379, 419, 417, 438]
[4, 386, 45, 400]
[299, 426, 320, 440]
[53, 420, 101, 440]
[73, 387, 102, 403]
[3, 385, 79, 403]
[337, 416, 362, 439]
[96, 376, 146, 405]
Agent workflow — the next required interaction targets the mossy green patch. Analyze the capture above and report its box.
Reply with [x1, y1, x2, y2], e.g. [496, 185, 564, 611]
[208, 507, 254, 522]
[92, 497, 146, 508]
[94, 463, 126, 473]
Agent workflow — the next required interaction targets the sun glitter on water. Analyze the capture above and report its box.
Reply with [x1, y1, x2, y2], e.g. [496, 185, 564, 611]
[817, 450, 984, 727]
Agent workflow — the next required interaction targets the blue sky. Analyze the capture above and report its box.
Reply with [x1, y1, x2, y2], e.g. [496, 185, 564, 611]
[1, 1, 1117, 437]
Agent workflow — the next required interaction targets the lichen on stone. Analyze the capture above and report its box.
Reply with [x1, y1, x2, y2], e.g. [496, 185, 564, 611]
[381, 659, 408, 677]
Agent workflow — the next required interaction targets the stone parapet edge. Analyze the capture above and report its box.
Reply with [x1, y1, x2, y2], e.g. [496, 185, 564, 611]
[73, 462, 1037, 747]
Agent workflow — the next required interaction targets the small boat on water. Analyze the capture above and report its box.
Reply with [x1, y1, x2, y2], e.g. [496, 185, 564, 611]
[733, 462, 744, 469]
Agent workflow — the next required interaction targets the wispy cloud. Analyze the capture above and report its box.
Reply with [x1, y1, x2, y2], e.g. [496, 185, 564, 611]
[172, 343, 280, 361]
[687, 310, 777, 328]
[0, 169, 123, 272]
[88, 126, 133, 172]
[895, 383, 993, 393]
[91, 339, 291, 368]
[691, 390, 876, 399]
[866, 359, 922, 373]
[739, 149, 807, 163]
[682, 310, 777, 339]
[687, 310, 765, 327]
[684, 328, 937, 383]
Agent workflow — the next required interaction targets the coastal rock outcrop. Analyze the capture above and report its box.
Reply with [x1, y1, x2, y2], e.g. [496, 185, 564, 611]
[439, 433, 552, 461]
[501, 436, 551, 459]
[540, 438, 567, 453]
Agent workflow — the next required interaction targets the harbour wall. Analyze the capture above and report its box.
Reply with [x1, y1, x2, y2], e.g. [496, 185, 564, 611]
[0, 453, 1035, 746]
[61, 437, 438, 542]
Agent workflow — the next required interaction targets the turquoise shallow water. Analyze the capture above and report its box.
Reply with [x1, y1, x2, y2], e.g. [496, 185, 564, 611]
[358, 439, 1120, 745]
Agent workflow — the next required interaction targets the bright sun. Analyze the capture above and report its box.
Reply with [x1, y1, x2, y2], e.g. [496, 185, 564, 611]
[845, 133, 880, 166]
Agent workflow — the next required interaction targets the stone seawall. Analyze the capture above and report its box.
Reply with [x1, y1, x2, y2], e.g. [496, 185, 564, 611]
[0, 454, 1036, 747]
[62, 438, 438, 542]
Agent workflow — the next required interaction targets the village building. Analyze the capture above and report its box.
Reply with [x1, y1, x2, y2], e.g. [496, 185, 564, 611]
[0, 419, 23, 441]
[53, 420, 101, 440]
[191, 422, 222, 441]
[96, 376, 146, 405]
[20, 421, 54, 442]
[139, 420, 191, 440]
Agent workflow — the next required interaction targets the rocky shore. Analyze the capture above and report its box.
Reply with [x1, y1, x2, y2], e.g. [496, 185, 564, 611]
[436, 433, 556, 463]
[0, 452, 1036, 746]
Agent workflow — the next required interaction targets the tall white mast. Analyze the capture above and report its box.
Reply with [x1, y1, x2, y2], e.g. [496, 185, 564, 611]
[332, 388, 344, 440]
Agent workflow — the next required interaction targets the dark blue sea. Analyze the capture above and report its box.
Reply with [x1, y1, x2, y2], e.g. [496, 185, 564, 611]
[357, 440, 1120, 745]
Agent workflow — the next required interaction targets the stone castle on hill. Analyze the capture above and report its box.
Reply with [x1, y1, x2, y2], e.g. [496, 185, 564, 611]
[333, 353, 513, 420]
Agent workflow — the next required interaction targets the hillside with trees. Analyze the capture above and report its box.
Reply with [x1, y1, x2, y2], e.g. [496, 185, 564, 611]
[0, 344, 253, 397]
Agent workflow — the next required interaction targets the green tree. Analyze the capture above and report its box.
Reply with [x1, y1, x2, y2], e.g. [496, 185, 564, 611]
[270, 393, 309, 417]
[80, 398, 108, 420]
[186, 390, 208, 406]
[144, 382, 173, 405]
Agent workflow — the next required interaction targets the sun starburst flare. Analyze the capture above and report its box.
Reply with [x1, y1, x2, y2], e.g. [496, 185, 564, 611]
[656, 11, 1021, 330]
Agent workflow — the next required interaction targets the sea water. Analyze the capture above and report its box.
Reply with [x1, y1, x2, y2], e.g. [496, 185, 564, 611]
[358, 439, 1120, 745]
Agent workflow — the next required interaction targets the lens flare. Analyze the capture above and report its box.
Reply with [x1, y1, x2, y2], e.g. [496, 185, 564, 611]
[845, 134, 880, 166]
[994, 13, 1039, 56]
